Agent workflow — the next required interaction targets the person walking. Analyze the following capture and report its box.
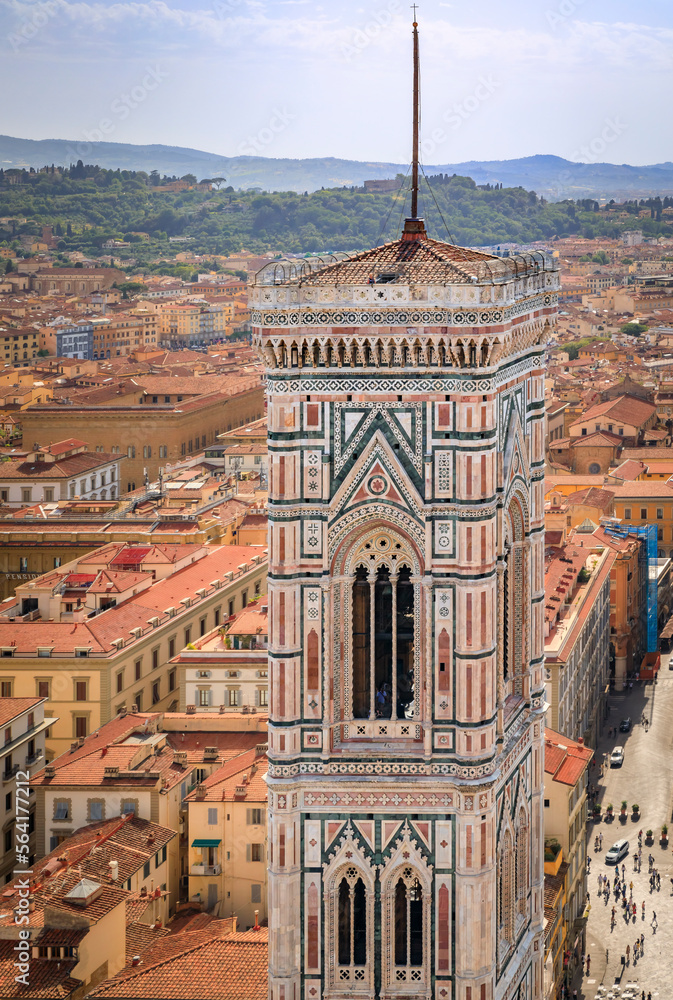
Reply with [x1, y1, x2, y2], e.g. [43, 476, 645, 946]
[626, 944, 630, 964]
[599, 831, 603, 849]
[642, 900, 645, 918]
[586, 953, 590, 974]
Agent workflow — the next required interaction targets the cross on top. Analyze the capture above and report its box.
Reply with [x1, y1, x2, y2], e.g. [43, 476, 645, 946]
[411, 3, 419, 21]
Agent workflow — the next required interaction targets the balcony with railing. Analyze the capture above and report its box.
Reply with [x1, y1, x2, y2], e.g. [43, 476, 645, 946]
[190, 863, 222, 877]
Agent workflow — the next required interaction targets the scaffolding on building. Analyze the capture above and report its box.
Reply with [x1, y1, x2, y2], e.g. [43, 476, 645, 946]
[602, 520, 658, 652]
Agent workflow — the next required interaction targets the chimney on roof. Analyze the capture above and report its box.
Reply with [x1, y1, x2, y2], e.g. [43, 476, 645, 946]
[578, 737, 584, 744]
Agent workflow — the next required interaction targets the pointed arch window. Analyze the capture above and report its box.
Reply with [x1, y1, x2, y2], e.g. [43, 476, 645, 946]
[351, 561, 415, 721]
[334, 866, 368, 984]
[516, 810, 529, 915]
[390, 867, 424, 983]
[498, 830, 515, 955]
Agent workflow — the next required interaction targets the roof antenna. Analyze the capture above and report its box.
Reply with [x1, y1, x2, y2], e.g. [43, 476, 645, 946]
[403, 7, 426, 240]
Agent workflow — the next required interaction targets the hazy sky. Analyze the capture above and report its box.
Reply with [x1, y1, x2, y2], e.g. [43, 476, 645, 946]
[3, 0, 673, 166]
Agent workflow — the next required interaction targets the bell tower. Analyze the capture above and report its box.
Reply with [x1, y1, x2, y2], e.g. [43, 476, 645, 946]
[254, 18, 559, 1000]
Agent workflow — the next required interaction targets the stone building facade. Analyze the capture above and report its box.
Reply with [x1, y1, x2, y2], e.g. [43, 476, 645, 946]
[19, 384, 263, 490]
[254, 225, 559, 999]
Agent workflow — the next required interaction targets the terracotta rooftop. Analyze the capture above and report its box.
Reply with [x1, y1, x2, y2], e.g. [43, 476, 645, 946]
[31, 713, 266, 788]
[0, 696, 44, 729]
[608, 459, 647, 480]
[89, 931, 268, 998]
[544, 727, 593, 785]
[184, 747, 268, 804]
[0, 940, 79, 997]
[564, 487, 615, 511]
[570, 394, 656, 428]
[0, 545, 266, 655]
[257, 234, 554, 287]
[0, 451, 119, 480]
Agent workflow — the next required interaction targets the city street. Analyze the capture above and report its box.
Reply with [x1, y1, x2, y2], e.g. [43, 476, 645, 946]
[576, 657, 673, 999]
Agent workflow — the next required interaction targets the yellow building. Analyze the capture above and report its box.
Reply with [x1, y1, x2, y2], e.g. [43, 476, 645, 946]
[544, 728, 593, 995]
[186, 745, 268, 927]
[0, 814, 175, 996]
[543, 854, 568, 1000]
[159, 301, 234, 347]
[0, 543, 267, 757]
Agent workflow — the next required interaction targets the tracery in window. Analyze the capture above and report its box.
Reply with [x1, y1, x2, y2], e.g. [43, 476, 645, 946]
[351, 560, 415, 720]
[393, 869, 423, 969]
[498, 829, 515, 955]
[337, 870, 367, 968]
[515, 808, 529, 915]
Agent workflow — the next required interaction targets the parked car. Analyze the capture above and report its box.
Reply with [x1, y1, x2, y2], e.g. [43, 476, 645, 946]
[610, 746, 625, 766]
[619, 717, 631, 732]
[605, 839, 629, 864]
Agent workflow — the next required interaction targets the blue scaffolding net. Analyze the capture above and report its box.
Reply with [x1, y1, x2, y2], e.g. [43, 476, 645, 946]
[603, 522, 658, 652]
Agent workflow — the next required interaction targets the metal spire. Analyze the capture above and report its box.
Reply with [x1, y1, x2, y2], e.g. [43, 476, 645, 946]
[411, 8, 420, 219]
[403, 8, 426, 239]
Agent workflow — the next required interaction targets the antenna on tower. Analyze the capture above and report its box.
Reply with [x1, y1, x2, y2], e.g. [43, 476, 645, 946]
[410, 5, 420, 219]
[403, 7, 426, 239]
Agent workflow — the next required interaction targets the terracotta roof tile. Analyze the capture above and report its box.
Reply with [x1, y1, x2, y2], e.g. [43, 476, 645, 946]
[89, 935, 268, 998]
[0, 940, 79, 997]
[570, 394, 656, 429]
[260, 235, 549, 287]
[544, 727, 593, 785]
[0, 696, 44, 728]
[184, 749, 268, 803]
[564, 487, 615, 510]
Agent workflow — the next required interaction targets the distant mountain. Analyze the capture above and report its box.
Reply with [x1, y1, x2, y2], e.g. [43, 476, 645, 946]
[3, 135, 673, 201]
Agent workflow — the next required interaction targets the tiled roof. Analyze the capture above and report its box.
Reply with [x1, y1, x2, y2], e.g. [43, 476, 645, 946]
[571, 430, 624, 447]
[266, 233, 549, 286]
[125, 920, 172, 965]
[46, 438, 88, 455]
[544, 862, 569, 909]
[185, 749, 268, 803]
[609, 459, 647, 480]
[89, 934, 268, 998]
[89, 570, 153, 594]
[544, 727, 593, 785]
[31, 713, 266, 787]
[0, 545, 266, 655]
[0, 452, 119, 480]
[0, 940, 79, 997]
[611, 480, 673, 497]
[570, 394, 656, 428]
[225, 605, 268, 637]
[0, 696, 43, 728]
[564, 487, 614, 510]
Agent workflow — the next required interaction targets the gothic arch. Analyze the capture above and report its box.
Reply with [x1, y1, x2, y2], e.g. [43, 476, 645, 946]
[380, 826, 433, 993]
[334, 522, 423, 725]
[323, 827, 376, 995]
[500, 487, 530, 698]
[515, 803, 530, 917]
[497, 823, 516, 961]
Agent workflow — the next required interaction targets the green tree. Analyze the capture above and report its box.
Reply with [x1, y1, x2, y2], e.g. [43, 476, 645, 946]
[620, 322, 648, 336]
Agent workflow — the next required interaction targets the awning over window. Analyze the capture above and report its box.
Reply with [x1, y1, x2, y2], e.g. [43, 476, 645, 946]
[191, 838, 221, 848]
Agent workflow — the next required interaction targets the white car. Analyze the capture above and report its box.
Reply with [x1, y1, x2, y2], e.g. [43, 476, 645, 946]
[610, 746, 625, 767]
[605, 839, 629, 864]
